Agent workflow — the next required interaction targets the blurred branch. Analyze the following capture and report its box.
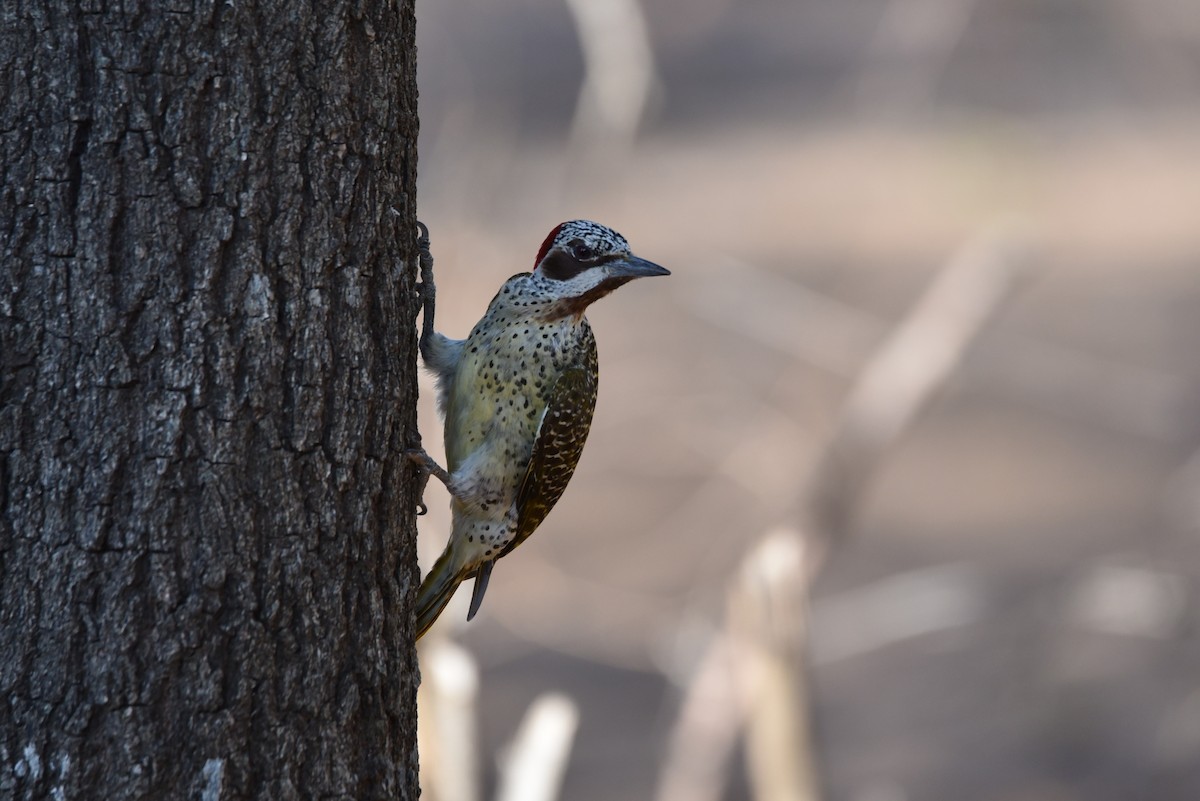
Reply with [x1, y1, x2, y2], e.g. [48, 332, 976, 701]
[806, 230, 1030, 544]
[564, 0, 659, 152]
[1165, 446, 1200, 532]
[1066, 561, 1187, 639]
[853, 0, 978, 114]
[809, 563, 986, 665]
[419, 638, 482, 801]
[654, 633, 742, 801]
[1104, 0, 1200, 104]
[730, 531, 821, 801]
[658, 229, 1029, 801]
[419, 639, 580, 801]
[496, 693, 580, 801]
[686, 254, 1187, 443]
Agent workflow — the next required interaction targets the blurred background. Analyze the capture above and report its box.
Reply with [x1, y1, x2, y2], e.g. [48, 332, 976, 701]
[410, 1, 1200, 799]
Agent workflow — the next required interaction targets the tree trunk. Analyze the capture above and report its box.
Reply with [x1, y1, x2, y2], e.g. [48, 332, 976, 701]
[0, 1, 421, 798]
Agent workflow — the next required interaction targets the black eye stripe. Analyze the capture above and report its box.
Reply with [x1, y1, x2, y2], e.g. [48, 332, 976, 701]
[540, 248, 628, 281]
[539, 250, 587, 281]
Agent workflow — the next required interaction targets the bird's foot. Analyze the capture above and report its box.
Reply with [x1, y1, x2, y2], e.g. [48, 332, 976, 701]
[416, 221, 437, 355]
[417, 220, 433, 275]
[405, 446, 452, 515]
[412, 472, 431, 516]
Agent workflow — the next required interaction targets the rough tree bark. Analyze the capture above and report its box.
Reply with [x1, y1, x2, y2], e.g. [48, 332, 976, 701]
[0, 0, 421, 798]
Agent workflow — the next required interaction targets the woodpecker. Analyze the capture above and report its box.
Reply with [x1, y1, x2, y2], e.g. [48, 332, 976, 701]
[408, 220, 669, 639]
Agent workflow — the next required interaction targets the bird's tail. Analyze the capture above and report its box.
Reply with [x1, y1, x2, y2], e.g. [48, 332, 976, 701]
[415, 547, 468, 640]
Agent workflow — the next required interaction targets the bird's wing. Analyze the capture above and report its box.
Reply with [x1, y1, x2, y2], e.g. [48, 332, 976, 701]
[505, 340, 599, 557]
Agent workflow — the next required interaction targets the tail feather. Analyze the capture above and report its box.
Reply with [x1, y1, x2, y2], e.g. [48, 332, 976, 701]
[466, 560, 495, 621]
[415, 548, 469, 640]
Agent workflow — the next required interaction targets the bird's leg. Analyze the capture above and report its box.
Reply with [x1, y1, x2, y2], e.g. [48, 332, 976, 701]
[405, 446, 454, 516]
[407, 447, 452, 487]
[416, 220, 437, 362]
[408, 449, 432, 516]
[406, 220, 442, 515]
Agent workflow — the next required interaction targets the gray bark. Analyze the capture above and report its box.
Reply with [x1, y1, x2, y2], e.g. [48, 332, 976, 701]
[0, 0, 422, 799]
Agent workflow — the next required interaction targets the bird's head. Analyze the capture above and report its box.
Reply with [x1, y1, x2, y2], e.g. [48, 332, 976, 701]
[530, 220, 669, 314]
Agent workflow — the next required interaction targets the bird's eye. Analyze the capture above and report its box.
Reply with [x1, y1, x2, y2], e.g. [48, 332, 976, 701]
[571, 242, 596, 261]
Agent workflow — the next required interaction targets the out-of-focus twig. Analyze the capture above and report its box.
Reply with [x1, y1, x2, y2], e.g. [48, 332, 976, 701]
[564, 0, 658, 152]
[730, 531, 820, 801]
[853, 0, 978, 114]
[657, 228, 1030, 801]
[654, 633, 742, 801]
[1164, 446, 1200, 532]
[687, 256, 1186, 442]
[418, 638, 579, 801]
[807, 230, 1030, 545]
[809, 563, 986, 665]
[495, 693, 580, 801]
[419, 638, 482, 801]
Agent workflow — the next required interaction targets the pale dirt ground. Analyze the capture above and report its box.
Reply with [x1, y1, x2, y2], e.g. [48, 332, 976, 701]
[411, 2, 1200, 798]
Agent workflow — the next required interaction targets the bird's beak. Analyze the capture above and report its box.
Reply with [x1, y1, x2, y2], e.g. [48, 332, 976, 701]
[608, 255, 670, 279]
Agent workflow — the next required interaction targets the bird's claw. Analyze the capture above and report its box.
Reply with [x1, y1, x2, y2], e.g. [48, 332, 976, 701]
[406, 446, 453, 516]
[410, 222, 440, 514]
[415, 220, 438, 358]
[406, 434, 434, 515]
[416, 221, 433, 290]
[412, 457, 432, 515]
